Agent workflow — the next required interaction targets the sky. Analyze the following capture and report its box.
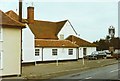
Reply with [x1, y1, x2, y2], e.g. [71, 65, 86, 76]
[0, 0, 118, 42]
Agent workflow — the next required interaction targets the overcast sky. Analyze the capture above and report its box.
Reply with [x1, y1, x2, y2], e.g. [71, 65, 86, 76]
[0, 0, 118, 42]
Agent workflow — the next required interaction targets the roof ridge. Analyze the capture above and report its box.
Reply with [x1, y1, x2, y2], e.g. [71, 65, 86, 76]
[35, 39, 71, 41]
[6, 14, 25, 26]
[5, 13, 25, 26]
[72, 35, 93, 44]
[34, 19, 67, 23]
[66, 35, 97, 47]
[6, 10, 15, 13]
[0, 10, 25, 27]
[6, 10, 17, 13]
[34, 20, 56, 23]
[56, 20, 68, 23]
[5, 10, 28, 23]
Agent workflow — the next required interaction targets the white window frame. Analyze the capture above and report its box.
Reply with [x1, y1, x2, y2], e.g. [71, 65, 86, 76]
[0, 51, 3, 69]
[35, 49, 40, 56]
[52, 49, 57, 55]
[68, 49, 73, 55]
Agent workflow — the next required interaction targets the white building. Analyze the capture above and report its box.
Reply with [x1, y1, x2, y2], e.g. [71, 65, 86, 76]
[5, 7, 78, 63]
[5, 6, 96, 63]
[5, 10, 35, 63]
[66, 35, 97, 58]
[0, 10, 25, 76]
[21, 7, 78, 63]
[34, 39, 78, 61]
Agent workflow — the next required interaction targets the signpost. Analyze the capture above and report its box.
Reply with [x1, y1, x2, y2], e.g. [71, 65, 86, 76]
[82, 56, 85, 65]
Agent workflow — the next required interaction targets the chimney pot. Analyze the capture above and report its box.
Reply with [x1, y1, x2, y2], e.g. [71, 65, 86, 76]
[27, 6, 34, 24]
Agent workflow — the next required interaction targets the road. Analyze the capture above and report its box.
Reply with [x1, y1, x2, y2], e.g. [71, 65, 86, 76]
[53, 63, 120, 81]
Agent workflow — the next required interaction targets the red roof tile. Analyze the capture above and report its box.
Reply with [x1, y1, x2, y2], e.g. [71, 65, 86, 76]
[0, 10, 25, 28]
[5, 10, 19, 21]
[28, 20, 67, 39]
[5, 10, 27, 23]
[35, 39, 78, 48]
[5, 10, 78, 40]
[66, 35, 97, 47]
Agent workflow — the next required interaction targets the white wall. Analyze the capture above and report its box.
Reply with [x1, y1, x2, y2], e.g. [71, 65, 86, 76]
[0, 42, 2, 52]
[42, 48, 77, 61]
[34, 47, 96, 61]
[58, 21, 77, 39]
[1, 27, 21, 76]
[22, 24, 35, 63]
[0, 27, 3, 51]
[0, 27, 3, 41]
[79, 47, 96, 58]
[0, 51, 3, 69]
[0, 27, 3, 75]
[0, 51, 2, 76]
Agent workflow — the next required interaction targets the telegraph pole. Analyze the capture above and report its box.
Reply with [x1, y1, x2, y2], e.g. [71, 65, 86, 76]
[19, 0, 22, 76]
[19, 0, 22, 22]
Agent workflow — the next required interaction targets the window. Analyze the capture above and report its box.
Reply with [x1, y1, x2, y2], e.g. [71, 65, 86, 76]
[68, 49, 73, 55]
[52, 49, 57, 55]
[0, 52, 2, 69]
[35, 49, 39, 56]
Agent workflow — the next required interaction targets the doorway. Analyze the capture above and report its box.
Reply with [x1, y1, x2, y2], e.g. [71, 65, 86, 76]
[83, 48, 87, 56]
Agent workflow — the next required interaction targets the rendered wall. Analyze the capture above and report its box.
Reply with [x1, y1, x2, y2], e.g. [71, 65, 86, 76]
[42, 48, 77, 61]
[1, 27, 21, 76]
[79, 47, 96, 58]
[22, 24, 35, 63]
[58, 21, 77, 39]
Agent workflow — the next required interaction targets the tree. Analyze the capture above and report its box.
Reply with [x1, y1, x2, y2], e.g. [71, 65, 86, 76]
[93, 37, 120, 51]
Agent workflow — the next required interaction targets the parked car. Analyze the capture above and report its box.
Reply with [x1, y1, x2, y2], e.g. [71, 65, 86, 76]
[86, 51, 107, 60]
[105, 52, 114, 59]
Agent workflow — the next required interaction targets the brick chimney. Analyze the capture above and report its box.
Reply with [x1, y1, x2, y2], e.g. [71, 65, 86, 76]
[27, 6, 34, 24]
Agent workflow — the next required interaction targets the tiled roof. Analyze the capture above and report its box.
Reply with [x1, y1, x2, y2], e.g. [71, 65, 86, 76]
[66, 35, 97, 47]
[5, 10, 19, 21]
[35, 39, 78, 48]
[0, 10, 25, 27]
[5, 10, 27, 23]
[28, 20, 67, 39]
[5, 10, 78, 40]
